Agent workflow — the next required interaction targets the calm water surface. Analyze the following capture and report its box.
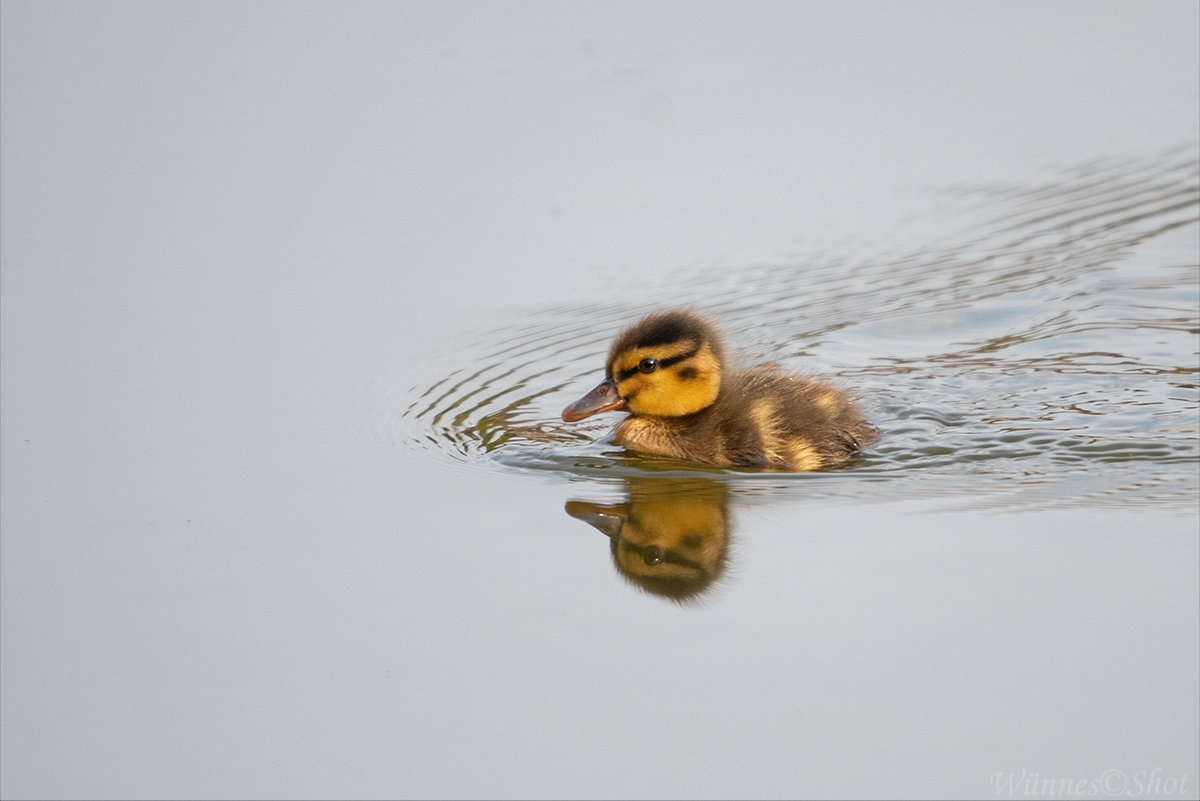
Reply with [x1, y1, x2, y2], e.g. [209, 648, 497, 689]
[2, 4, 1198, 800]
[373, 150, 1199, 513]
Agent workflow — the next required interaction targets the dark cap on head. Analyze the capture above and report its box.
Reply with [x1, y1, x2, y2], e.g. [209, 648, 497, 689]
[606, 309, 723, 376]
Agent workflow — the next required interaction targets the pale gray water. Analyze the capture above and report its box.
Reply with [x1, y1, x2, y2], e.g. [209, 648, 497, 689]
[2, 3, 1198, 800]
[383, 151, 1199, 512]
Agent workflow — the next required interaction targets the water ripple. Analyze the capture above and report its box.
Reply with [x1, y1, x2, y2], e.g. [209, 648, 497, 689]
[358, 147, 1200, 511]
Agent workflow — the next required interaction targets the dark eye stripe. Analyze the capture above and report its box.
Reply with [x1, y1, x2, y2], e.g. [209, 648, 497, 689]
[614, 367, 638, 382]
[657, 344, 700, 370]
[614, 342, 701, 383]
[616, 531, 704, 571]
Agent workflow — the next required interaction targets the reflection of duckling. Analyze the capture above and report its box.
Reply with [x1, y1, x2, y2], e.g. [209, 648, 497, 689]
[562, 309, 877, 470]
[566, 478, 729, 602]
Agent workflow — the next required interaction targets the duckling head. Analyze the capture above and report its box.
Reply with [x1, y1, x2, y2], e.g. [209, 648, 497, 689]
[562, 309, 724, 422]
[565, 477, 730, 603]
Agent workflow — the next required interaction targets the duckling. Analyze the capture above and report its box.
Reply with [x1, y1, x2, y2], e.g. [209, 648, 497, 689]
[561, 309, 877, 470]
[566, 477, 730, 603]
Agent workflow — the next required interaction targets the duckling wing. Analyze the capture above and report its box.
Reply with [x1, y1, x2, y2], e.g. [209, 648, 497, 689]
[723, 368, 875, 470]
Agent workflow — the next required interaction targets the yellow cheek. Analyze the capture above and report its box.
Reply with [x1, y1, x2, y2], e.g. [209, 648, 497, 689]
[613, 502, 725, 581]
[626, 373, 719, 416]
[616, 342, 721, 417]
[635, 502, 725, 566]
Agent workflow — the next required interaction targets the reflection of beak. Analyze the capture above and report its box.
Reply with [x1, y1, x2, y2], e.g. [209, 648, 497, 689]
[565, 501, 625, 538]
[562, 378, 627, 422]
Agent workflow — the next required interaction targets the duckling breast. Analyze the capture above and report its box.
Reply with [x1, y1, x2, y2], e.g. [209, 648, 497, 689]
[613, 416, 708, 464]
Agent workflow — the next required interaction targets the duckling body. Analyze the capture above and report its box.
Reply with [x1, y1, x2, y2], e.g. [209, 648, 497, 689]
[562, 310, 876, 471]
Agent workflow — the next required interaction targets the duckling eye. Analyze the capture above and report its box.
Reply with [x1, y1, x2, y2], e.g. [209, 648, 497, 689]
[643, 546, 663, 566]
[638, 358, 658, 373]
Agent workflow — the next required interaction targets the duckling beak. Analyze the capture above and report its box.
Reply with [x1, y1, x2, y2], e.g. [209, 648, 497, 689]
[564, 501, 626, 538]
[562, 377, 627, 422]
